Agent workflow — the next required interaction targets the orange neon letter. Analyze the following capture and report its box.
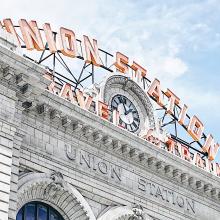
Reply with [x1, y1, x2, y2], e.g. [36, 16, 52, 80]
[214, 163, 220, 177]
[131, 61, 147, 77]
[76, 90, 93, 110]
[147, 79, 163, 106]
[83, 35, 101, 66]
[98, 101, 109, 120]
[60, 83, 76, 104]
[202, 134, 220, 161]
[131, 61, 146, 85]
[112, 109, 119, 126]
[141, 129, 154, 140]
[181, 145, 191, 162]
[187, 115, 204, 141]
[193, 153, 205, 169]
[3, 18, 20, 45]
[141, 129, 161, 147]
[115, 52, 129, 73]
[18, 19, 44, 51]
[178, 104, 188, 125]
[166, 138, 181, 156]
[43, 23, 57, 53]
[166, 138, 176, 154]
[165, 89, 180, 115]
[43, 73, 56, 93]
[60, 27, 77, 58]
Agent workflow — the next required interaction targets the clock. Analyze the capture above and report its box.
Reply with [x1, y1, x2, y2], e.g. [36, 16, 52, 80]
[102, 75, 156, 135]
[111, 94, 140, 132]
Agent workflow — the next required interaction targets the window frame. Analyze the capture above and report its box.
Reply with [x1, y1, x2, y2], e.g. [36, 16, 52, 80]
[17, 201, 64, 220]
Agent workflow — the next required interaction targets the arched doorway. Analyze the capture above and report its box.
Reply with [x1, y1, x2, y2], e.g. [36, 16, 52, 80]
[16, 201, 64, 220]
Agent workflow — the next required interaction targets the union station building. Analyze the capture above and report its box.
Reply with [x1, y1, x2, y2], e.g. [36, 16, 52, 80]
[0, 22, 220, 220]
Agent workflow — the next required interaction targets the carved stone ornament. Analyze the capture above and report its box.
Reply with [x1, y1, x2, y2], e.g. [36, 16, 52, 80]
[128, 204, 144, 220]
[44, 171, 65, 199]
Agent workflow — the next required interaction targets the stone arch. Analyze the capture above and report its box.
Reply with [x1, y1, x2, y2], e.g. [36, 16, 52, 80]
[97, 205, 154, 220]
[101, 74, 156, 130]
[17, 171, 96, 220]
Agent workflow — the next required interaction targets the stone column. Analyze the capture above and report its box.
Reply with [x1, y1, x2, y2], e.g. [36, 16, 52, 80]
[0, 84, 21, 220]
[0, 29, 50, 220]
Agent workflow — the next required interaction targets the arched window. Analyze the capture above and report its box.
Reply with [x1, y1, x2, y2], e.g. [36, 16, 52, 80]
[16, 201, 64, 220]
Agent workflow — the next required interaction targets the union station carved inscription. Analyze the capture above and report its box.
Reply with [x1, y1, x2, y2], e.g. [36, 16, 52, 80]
[65, 144, 122, 181]
[138, 178, 195, 214]
[65, 145, 196, 214]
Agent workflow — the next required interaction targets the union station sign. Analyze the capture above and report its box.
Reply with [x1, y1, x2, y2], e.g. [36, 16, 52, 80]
[1, 18, 219, 177]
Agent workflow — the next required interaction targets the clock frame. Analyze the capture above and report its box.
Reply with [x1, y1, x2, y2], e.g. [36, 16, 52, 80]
[111, 94, 140, 132]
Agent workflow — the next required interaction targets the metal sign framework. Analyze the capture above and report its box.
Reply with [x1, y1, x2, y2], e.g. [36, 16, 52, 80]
[16, 26, 115, 92]
[11, 25, 207, 158]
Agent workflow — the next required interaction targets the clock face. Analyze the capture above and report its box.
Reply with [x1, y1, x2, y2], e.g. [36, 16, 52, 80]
[111, 95, 140, 132]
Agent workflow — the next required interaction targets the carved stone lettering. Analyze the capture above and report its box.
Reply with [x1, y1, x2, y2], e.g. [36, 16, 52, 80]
[66, 147, 122, 181]
[65, 144, 76, 160]
[137, 177, 195, 214]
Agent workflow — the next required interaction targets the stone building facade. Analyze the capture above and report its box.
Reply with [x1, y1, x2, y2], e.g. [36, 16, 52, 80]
[0, 30, 220, 220]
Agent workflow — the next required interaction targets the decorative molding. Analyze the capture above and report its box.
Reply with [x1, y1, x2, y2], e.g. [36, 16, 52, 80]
[93, 131, 103, 142]
[44, 171, 65, 199]
[130, 204, 145, 220]
[62, 116, 72, 127]
[17, 171, 96, 220]
[2, 66, 15, 80]
[97, 205, 153, 220]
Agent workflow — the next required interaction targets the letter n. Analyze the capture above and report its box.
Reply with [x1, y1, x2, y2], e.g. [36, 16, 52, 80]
[83, 35, 101, 66]
[202, 134, 220, 161]
[18, 19, 44, 51]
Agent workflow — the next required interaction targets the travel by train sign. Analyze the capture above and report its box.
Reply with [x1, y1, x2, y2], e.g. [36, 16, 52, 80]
[1, 18, 219, 177]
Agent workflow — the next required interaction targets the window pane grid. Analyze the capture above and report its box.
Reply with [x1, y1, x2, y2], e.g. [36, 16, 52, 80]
[17, 202, 63, 220]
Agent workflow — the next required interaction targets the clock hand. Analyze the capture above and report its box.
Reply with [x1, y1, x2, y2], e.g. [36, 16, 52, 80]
[125, 108, 133, 115]
[122, 102, 127, 114]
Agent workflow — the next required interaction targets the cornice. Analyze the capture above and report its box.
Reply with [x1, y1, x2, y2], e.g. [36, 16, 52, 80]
[25, 90, 220, 205]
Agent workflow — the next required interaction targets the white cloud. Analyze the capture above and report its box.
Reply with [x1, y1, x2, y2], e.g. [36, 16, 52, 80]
[149, 57, 188, 82]
[163, 57, 188, 77]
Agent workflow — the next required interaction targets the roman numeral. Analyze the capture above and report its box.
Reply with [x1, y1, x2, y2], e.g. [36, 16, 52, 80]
[118, 96, 126, 104]
[134, 117, 139, 122]
[119, 118, 123, 124]
[127, 124, 131, 131]
[117, 96, 121, 102]
[121, 122, 126, 128]
[123, 97, 126, 104]
[132, 121, 137, 128]
[113, 99, 118, 105]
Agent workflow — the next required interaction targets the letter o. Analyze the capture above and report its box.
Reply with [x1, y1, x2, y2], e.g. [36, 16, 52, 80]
[177, 196, 185, 208]
[98, 161, 108, 174]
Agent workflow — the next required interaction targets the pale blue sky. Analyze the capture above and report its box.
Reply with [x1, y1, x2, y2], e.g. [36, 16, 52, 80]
[2, 0, 220, 158]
